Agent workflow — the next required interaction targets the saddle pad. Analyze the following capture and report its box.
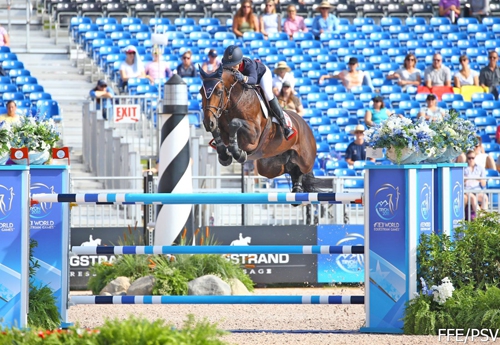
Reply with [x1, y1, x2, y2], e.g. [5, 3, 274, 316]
[253, 89, 269, 119]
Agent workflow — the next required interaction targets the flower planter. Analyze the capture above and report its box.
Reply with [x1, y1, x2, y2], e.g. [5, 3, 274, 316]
[386, 147, 430, 165]
[11, 151, 50, 165]
[0, 152, 9, 165]
[425, 147, 462, 164]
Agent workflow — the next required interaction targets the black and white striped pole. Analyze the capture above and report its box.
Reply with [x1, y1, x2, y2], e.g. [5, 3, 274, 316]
[155, 75, 192, 245]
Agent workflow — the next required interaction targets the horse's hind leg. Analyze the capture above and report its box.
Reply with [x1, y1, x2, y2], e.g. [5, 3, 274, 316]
[286, 163, 304, 193]
[228, 119, 247, 164]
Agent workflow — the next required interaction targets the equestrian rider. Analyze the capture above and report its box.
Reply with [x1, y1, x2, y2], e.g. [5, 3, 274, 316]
[221, 45, 296, 140]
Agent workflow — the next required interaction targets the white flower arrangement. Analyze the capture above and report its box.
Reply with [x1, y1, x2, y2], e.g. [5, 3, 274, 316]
[10, 116, 60, 153]
[419, 277, 455, 305]
[365, 115, 437, 164]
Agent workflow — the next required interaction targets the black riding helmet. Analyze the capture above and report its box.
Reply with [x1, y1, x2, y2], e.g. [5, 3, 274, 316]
[222, 45, 243, 67]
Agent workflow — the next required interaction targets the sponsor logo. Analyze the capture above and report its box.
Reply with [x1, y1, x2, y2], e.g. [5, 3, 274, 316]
[453, 181, 462, 218]
[30, 183, 55, 219]
[374, 183, 400, 220]
[335, 233, 364, 274]
[0, 184, 14, 221]
[420, 183, 431, 221]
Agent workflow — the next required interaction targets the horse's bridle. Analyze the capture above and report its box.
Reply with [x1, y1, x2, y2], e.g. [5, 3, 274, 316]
[202, 77, 238, 122]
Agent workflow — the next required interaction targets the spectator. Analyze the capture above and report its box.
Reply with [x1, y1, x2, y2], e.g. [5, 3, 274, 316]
[232, 0, 260, 38]
[424, 53, 452, 88]
[89, 79, 114, 120]
[0, 100, 21, 124]
[364, 96, 392, 127]
[417, 94, 447, 121]
[221, 45, 295, 139]
[454, 54, 479, 88]
[311, 0, 339, 40]
[319, 57, 370, 92]
[458, 136, 496, 169]
[345, 124, 375, 166]
[145, 46, 172, 84]
[469, 0, 490, 17]
[201, 49, 221, 73]
[439, 0, 460, 23]
[386, 53, 422, 92]
[283, 4, 308, 39]
[464, 150, 488, 219]
[278, 81, 304, 116]
[0, 25, 10, 47]
[272, 61, 295, 96]
[260, 0, 281, 40]
[119, 45, 145, 92]
[176, 50, 198, 78]
[479, 50, 500, 100]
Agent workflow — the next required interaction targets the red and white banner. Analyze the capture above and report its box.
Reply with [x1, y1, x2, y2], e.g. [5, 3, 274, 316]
[113, 104, 141, 123]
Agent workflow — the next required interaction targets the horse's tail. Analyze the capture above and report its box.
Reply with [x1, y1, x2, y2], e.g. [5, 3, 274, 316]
[302, 172, 324, 193]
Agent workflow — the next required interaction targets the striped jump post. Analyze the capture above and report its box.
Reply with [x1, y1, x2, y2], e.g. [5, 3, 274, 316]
[71, 245, 365, 256]
[70, 295, 365, 305]
[31, 192, 364, 205]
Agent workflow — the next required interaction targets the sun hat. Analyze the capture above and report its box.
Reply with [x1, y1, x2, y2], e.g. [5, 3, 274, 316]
[315, 0, 335, 11]
[350, 124, 366, 134]
[274, 61, 292, 74]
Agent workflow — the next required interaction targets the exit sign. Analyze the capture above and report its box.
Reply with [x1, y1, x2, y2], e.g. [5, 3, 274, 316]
[113, 104, 141, 123]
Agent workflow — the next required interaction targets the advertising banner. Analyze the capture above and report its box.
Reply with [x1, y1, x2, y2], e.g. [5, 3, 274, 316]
[449, 165, 465, 238]
[434, 164, 465, 237]
[317, 224, 364, 283]
[206, 226, 317, 284]
[367, 168, 407, 332]
[417, 168, 434, 239]
[29, 166, 69, 323]
[70, 227, 141, 290]
[0, 167, 29, 329]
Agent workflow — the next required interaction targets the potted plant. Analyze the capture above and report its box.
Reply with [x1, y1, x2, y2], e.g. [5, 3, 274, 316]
[364, 115, 437, 164]
[0, 120, 11, 165]
[10, 116, 60, 165]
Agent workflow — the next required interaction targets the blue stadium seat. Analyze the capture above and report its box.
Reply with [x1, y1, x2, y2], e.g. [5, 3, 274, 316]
[29, 92, 51, 106]
[268, 32, 289, 43]
[380, 17, 403, 29]
[333, 168, 356, 177]
[397, 32, 418, 44]
[369, 32, 391, 41]
[3, 91, 25, 101]
[21, 84, 43, 97]
[291, 55, 312, 64]
[474, 116, 497, 129]
[15, 76, 37, 91]
[293, 32, 314, 41]
[326, 133, 349, 143]
[0, 83, 17, 94]
[303, 108, 322, 119]
[430, 17, 451, 27]
[344, 178, 365, 189]
[405, 17, 426, 28]
[325, 160, 348, 175]
[388, 25, 410, 39]
[471, 93, 494, 107]
[327, 108, 349, 119]
[481, 101, 500, 116]
[389, 93, 411, 107]
[475, 32, 496, 45]
[8, 69, 30, 83]
[465, 108, 487, 119]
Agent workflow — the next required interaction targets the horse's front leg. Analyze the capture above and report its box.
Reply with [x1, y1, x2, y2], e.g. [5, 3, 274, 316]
[228, 119, 247, 164]
[211, 129, 232, 166]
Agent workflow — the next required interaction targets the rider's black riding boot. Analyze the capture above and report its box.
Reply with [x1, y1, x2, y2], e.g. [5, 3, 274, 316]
[269, 98, 295, 140]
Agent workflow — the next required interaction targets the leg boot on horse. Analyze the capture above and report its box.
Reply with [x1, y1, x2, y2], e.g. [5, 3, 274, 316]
[269, 98, 296, 141]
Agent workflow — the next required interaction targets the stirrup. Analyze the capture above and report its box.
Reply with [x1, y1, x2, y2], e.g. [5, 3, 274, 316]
[284, 127, 297, 141]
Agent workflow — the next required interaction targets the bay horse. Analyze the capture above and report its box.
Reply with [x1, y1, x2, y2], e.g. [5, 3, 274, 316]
[199, 64, 318, 192]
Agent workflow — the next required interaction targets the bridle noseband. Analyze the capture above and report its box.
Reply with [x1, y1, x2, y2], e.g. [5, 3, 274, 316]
[202, 77, 237, 121]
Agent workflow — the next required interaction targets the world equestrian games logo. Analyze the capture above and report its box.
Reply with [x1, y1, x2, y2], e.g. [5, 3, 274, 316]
[374, 183, 400, 220]
[335, 232, 364, 274]
[420, 183, 431, 221]
[0, 184, 14, 221]
[30, 183, 55, 219]
[452, 181, 462, 218]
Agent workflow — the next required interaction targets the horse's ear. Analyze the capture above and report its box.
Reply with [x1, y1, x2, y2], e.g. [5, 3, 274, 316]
[198, 65, 207, 80]
[216, 63, 223, 78]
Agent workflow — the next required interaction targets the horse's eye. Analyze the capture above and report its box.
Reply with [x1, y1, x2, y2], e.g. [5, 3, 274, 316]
[216, 89, 223, 96]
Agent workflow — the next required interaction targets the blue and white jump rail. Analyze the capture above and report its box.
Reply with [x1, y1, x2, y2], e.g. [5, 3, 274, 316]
[70, 295, 365, 305]
[31, 192, 364, 205]
[71, 245, 365, 255]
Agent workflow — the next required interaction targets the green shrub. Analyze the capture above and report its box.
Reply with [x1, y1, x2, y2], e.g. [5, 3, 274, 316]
[1, 315, 228, 345]
[405, 212, 500, 334]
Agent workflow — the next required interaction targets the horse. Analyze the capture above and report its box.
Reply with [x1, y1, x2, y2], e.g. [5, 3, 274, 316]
[199, 64, 318, 192]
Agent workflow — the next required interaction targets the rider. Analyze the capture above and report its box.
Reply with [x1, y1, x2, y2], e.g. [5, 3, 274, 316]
[221, 45, 296, 140]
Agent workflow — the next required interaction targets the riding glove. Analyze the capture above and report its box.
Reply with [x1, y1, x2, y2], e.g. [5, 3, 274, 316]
[234, 71, 245, 83]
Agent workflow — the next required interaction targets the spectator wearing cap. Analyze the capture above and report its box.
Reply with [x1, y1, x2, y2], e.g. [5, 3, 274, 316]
[345, 124, 375, 166]
[479, 51, 500, 100]
[311, 0, 339, 40]
[454, 54, 479, 88]
[176, 50, 198, 78]
[201, 49, 221, 73]
[89, 79, 114, 120]
[439, 0, 460, 23]
[319, 57, 372, 92]
[233, 0, 260, 38]
[364, 96, 393, 127]
[417, 94, 447, 121]
[119, 45, 146, 92]
[278, 81, 304, 116]
[145, 46, 172, 84]
[272, 61, 296, 96]
[386, 53, 422, 92]
[283, 4, 308, 39]
[260, 0, 281, 40]
[424, 53, 452, 88]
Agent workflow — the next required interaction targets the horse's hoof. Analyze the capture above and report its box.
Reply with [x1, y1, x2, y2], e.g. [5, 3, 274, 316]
[219, 155, 233, 166]
[236, 151, 247, 164]
[292, 185, 303, 193]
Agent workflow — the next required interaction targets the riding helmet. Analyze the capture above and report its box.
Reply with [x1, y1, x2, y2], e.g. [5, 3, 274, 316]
[222, 45, 243, 67]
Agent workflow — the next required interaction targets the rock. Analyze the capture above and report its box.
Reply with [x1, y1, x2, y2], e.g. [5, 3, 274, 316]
[99, 276, 130, 296]
[127, 275, 155, 295]
[228, 278, 250, 295]
[188, 275, 231, 295]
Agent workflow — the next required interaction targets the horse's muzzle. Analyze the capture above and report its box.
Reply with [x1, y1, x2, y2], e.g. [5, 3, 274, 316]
[203, 118, 215, 132]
